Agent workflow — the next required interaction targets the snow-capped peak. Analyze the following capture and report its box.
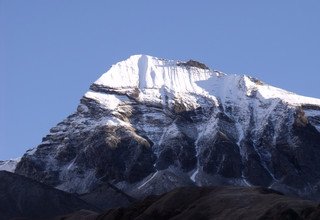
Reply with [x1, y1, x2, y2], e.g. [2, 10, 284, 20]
[15, 54, 320, 198]
[88, 54, 320, 109]
[94, 54, 217, 93]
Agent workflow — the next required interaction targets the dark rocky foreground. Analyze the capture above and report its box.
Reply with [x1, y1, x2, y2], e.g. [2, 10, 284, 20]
[1, 170, 320, 220]
[0, 171, 100, 220]
[57, 186, 320, 220]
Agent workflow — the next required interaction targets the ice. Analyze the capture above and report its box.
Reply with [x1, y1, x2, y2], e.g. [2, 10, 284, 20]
[190, 169, 199, 182]
[138, 171, 158, 189]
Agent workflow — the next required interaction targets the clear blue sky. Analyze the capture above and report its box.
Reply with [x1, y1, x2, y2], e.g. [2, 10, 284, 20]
[1, 1, 320, 160]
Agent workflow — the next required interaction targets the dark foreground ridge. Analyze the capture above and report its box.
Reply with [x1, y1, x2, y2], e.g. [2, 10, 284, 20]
[58, 186, 320, 220]
[0, 171, 100, 220]
[1, 171, 320, 220]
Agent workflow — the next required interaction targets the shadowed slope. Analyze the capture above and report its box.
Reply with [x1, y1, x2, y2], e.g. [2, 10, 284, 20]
[62, 186, 320, 220]
[0, 171, 100, 220]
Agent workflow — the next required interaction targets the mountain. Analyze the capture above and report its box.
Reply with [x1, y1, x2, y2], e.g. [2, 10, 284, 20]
[15, 55, 320, 200]
[0, 171, 99, 220]
[57, 186, 320, 220]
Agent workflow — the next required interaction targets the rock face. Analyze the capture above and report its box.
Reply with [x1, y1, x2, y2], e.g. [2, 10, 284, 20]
[0, 171, 99, 220]
[59, 186, 320, 220]
[15, 55, 320, 199]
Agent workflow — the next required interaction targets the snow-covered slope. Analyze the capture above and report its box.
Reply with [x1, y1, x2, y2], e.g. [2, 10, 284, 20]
[15, 55, 320, 200]
[0, 157, 20, 172]
[94, 54, 320, 107]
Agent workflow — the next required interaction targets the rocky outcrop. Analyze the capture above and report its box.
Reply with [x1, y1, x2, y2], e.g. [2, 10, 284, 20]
[177, 59, 209, 69]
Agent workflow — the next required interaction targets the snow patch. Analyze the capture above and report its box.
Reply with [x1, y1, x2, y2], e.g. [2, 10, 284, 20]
[138, 171, 158, 189]
[84, 91, 129, 110]
[26, 148, 37, 156]
[190, 169, 199, 182]
[0, 157, 21, 172]
[257, 84, 320, 106]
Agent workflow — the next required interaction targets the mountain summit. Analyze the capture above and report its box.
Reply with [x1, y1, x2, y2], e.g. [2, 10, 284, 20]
[15, 55, 320, 199]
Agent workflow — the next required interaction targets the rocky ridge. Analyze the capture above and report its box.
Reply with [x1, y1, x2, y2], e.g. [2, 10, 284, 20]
[0, 171, 99, 220]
